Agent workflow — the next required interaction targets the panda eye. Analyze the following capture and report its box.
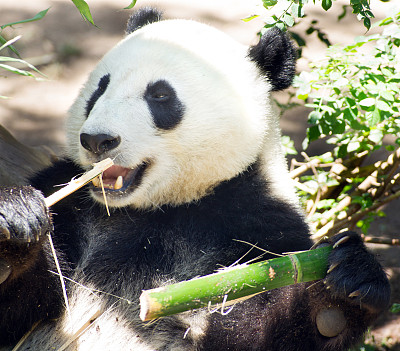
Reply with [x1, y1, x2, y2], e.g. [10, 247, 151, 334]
[144, 80, 185, 130]
[151, 93, 169, 101]
[145, 81, 172, 102]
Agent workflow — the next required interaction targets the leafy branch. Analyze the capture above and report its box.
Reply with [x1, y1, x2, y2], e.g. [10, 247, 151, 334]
[289, 9, 400, 237]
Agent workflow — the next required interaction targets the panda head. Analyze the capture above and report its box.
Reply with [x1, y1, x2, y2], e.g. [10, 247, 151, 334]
[66, 8, 297, 209]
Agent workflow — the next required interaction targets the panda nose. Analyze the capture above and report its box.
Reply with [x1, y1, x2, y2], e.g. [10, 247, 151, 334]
[80, 133, 121, 155]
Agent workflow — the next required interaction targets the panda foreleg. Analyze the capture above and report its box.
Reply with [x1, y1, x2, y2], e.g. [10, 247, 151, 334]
[201, 231, 390, 351]
[0, 186, 63, 345]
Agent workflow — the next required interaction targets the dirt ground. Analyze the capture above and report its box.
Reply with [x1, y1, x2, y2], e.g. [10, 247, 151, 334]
[0, 0, 399, 349]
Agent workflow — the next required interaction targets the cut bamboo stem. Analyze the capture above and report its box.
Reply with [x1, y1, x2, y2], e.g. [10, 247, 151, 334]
[140, 246, 332, 321]
[44, 158, 114, 207]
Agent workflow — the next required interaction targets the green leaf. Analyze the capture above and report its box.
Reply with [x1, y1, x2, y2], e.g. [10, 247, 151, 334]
[376, 100, 391, 111]
[347, 140, 361, 152]
[368, 129, 383, 143]
[338, 5, 348, 20]
[283, 14, 295, 27]
[359, 97, 375, 108]
[367, 108, 381, 126]
[0, 35, 21, 55]
[0, 56, 44, 76]
[242, 15, 260, 22]
[0, 8, 50, 30]
[363, 17, 371, 30]
[331, 120, 346, 135]
[308, 125, 322, 142]
[281, 136, 298, 155]
[124, 0, 137, 9]
[71, 0, 95, 26]
[262, 0, 278, 9]
[322, 0, 333, 11]
[291, 3, 305, 18]
[390, 303, 400, 314]
[0, 63, 36, 77]
[308, 111, 321, 124]
[338, 144, 348, 158]
[380, 90, 394, 101]
[290, 32, 306, 47]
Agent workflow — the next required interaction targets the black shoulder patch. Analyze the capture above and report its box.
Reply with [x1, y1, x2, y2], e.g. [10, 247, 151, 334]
[144, 80, 185, 130]
[248, 28, 297, 91]
[85, 74, 110, 118]
[126, 7, 163, 35]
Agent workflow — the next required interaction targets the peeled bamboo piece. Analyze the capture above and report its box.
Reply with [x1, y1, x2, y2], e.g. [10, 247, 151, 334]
[44, 158, 114, 207]
[140, 245, 332, 321]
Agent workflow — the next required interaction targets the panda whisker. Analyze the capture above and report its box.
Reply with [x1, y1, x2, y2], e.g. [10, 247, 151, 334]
[232, 239, 285, 257]
[47, 233, 72, 323]
[227, 244, 256, 268]
[48, 271, 133, 305]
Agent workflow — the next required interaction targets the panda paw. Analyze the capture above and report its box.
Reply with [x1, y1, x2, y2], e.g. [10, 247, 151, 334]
[324, 231, 391, 313]
[0, 186, 51, 243]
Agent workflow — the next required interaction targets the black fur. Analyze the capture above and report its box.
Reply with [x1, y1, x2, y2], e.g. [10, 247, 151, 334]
[85, 73, 110, 118]
[125, 7, 163, 34]
[144, 80, 185, 130]
[0, 159, 390, 349]
[248, 28, 297, 91]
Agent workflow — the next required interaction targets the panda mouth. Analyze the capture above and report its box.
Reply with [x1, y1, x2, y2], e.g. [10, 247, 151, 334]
[91, 161, 148, 194]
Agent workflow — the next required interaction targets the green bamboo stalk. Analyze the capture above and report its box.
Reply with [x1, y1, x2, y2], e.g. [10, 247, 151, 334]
[140, 245, 332, 321]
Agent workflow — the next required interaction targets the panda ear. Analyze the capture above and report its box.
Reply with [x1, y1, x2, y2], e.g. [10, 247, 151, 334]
[126, 7, 163, 35]
[248, 28, 297, 91]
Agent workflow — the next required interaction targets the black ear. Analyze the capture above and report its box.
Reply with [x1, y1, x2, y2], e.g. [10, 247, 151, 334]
[248, 28, 297, 91]
[126, 7, 163, 35]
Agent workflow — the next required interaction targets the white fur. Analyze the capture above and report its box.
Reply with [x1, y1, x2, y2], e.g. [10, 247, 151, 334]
[66, 18, 297, 209]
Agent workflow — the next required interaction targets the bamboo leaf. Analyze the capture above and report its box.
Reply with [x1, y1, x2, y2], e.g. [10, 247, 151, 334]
[0, 8, 50, 30]
[124, 0, 137, 10]
[0, 56, 45, 76]
[71, 0, 95, 26]
[0, 34, 20, 57]
[140, 246, 332, 321]
[0, 63, 35, 77]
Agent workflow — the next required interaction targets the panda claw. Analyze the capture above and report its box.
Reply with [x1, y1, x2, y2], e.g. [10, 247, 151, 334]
[327, 263, 339, 274]
[332, 235, 350, 249]
[348, 290, 361, 298]
[1, 227, 11, 240]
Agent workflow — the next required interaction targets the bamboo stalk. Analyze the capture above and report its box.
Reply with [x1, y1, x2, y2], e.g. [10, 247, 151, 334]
[44, 158, 114, 207]
[140, 246, 332, 321]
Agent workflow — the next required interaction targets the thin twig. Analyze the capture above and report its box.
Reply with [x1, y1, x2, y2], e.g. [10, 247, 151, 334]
[362, 235, 400, 246]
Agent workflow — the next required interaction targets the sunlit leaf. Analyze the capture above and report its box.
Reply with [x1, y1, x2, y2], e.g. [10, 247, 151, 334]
[71, 0, 95, 26]
[124, 0, 137, 9]
[359, 97, 375, 107]
[242, 15, 259, 23]
[0, 63, 35, 77]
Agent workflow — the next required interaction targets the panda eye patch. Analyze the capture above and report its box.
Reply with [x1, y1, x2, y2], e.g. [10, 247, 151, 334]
[144, 80, 185, 130]
[85, 74, 111, 118]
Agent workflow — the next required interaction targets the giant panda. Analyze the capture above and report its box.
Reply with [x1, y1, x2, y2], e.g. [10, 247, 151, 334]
[0, 7, 391, 351]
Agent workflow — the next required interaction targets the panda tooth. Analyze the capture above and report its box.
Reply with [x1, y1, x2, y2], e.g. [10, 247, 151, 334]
[92, 177, 100, 188]
[114, 176, 123, 190]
